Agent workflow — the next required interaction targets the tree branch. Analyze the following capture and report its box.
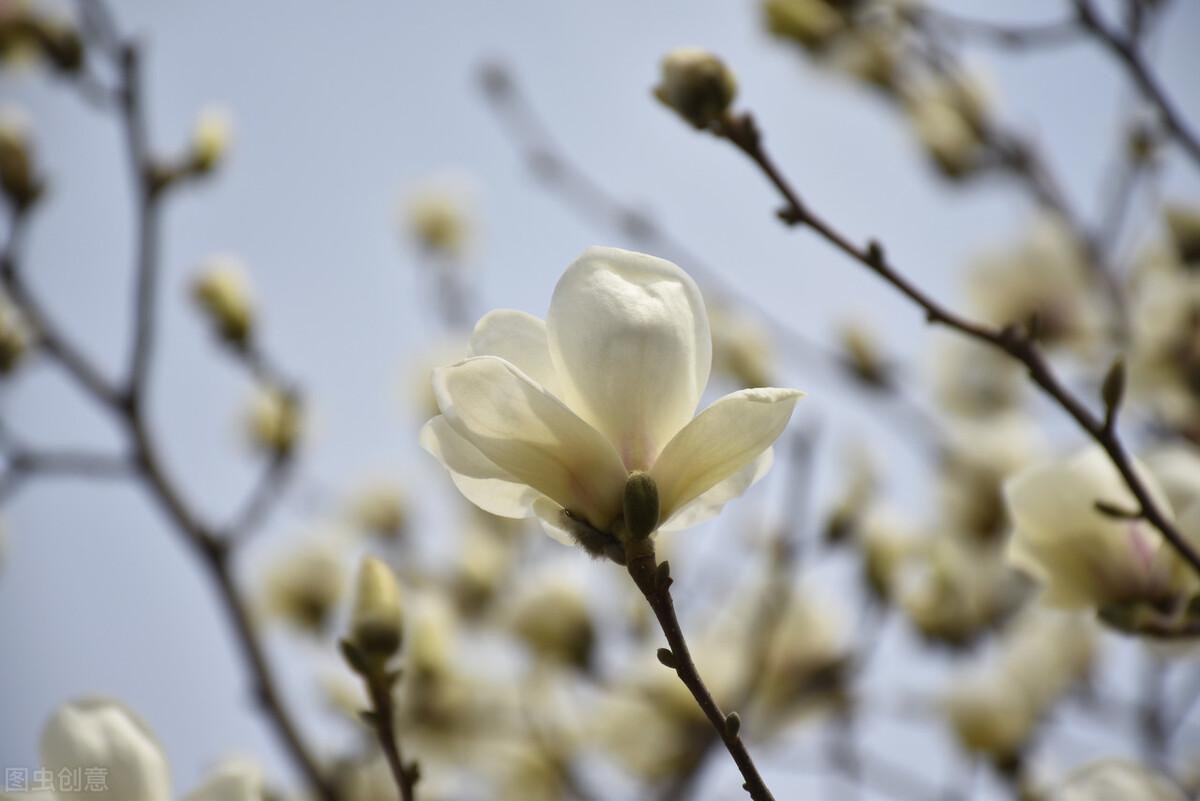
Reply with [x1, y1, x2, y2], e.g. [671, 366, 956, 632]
[1074, 0, 1200, 168]
[710, 109, 1200, 579]
[627, 546, 777, 801]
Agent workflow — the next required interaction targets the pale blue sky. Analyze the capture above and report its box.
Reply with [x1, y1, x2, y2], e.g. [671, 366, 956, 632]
[2, 0, 1199, 797]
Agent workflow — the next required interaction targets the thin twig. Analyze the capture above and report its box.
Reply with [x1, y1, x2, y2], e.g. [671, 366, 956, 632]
[362, 672, 419, 801]
[0, 7, 339, 798]
[709, 109, 1200, 579]
[656, 430, 816, 801]
[116, 43, 162, 409]
[627, 546, 777, 801]
[907, 7, 1082, 50]
[1074, 0, 1200, 168]
[1, 211, 122, 408]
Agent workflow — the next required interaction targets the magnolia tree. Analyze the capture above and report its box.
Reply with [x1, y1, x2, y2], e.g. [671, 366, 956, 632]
[2, 1, 1200, 801]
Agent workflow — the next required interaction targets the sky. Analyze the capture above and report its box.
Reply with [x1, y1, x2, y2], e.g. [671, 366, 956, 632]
[2, 0, 1199, 798]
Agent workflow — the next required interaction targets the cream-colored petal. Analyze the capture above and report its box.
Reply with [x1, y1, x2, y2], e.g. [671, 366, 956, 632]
[651, 388, 801, 522]
[420, 416, 541, 518]
[547, 246, 711, 470]
[1005, 447, 1171, 542]
[468, 309, 559, 394]
[660, 447, 774, 533]
[41, 699, 173, 801]
[434, 356, 627, 529]
[1003, 447, 1178, 607]
[532, 496, 577, 547]
[184, 758, 263, 801]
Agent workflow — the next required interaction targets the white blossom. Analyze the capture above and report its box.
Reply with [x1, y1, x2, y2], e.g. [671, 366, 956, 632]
[421, 247, 802, 545]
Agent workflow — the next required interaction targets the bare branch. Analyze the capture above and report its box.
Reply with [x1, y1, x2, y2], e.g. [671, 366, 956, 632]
[1074, 0, 1200, 168]
[709, 109, 1200, 579]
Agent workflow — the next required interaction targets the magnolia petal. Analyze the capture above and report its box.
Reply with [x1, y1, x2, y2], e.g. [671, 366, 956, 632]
[184, 758, 264, 801]
[1004, 448, 1167, 543]
[41, 699, 173, 801]
[434, 356, 627, 529]
[420, 416, 541, 518]
[547, 246, 711, 471]
[468, 309, 559, 394]
[1003, 447, 1177, 607]
[532, 496, 577, 547]
[660, 447, 774, 533]
[651, 388, 801, 522]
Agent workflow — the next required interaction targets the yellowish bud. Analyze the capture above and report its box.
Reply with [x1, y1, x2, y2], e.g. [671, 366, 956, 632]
[350, 484, 409, 541]
[654, 48, 737, 129]
[190, 106, 232, 173]
[404, 183, 471, 258]
[350, 556, 405, 662]
[192, 258, 254, 345]
[762, 0, 844, 50]
[0, 107, 40, 209]
[246, 387, 301, 456]
[1165, 203, 1200, 266]
[0, 294, 29, 375]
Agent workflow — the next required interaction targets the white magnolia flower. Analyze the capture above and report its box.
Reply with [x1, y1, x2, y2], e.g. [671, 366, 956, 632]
[1004, 447, 1197, 609]
[1050, 759, 1184, 801]
[31, 699, 266, 801]
[421, 247, 802, 547]
[183, 758, 263, 801]
[40, 699, 172, 801]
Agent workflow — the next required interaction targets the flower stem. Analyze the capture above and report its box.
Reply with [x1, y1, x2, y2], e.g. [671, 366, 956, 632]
[626, 548, 777, 801]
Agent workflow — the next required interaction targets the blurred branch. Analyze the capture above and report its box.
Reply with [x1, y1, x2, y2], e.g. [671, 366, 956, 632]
[1074, 0, 1200, 169]
[1, 210, 123, 408]
[708, 108, 1200, 579]
[626, 550, 777, 801]
[358, 666, 419, 801]
[656, 430, 816, 801]
[904, 7, 1083, 50]
[116, 43, 161, 410]
[0, 6, 339, 799]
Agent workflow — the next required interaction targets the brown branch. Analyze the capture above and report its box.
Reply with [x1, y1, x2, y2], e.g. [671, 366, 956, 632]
[361, 670, 419, 801]
[1074, 0, 1200, 168]
[1, 211, 122, 408]
[709, 110, 1200, 579]
[116, 43, 162, 409]
[626, 546, 777, 801]
[656, 431, 815, 801]
[0, 8, 339, 799]
[906, 7, 1083, 50]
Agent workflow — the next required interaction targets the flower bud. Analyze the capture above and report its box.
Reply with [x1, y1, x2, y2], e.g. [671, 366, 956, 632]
[838, 321, 890, 388]
[263, 538, 345, 634]
[0, 295, 29, 375]
[1051, 760, 1185, 801]
[510, 576, 595, 671]
[404, 182, 471, 258]
[39, 17, 82, 73]
[189, 106, 232, 174]
[1004, 447, 1197, 611]
[762, 0, 844, 51]
[350, 556, 405, 663]
[654, 48, 737, 129]
[192, 257, 254, 345]
[1165, 203, 1200, 267]
[246, 387, 301, 457]
[623, 470, 660, 540]
[0, 107, 41, 209]
[41, 699, 172, 801]
[350, 484, 409, 541]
